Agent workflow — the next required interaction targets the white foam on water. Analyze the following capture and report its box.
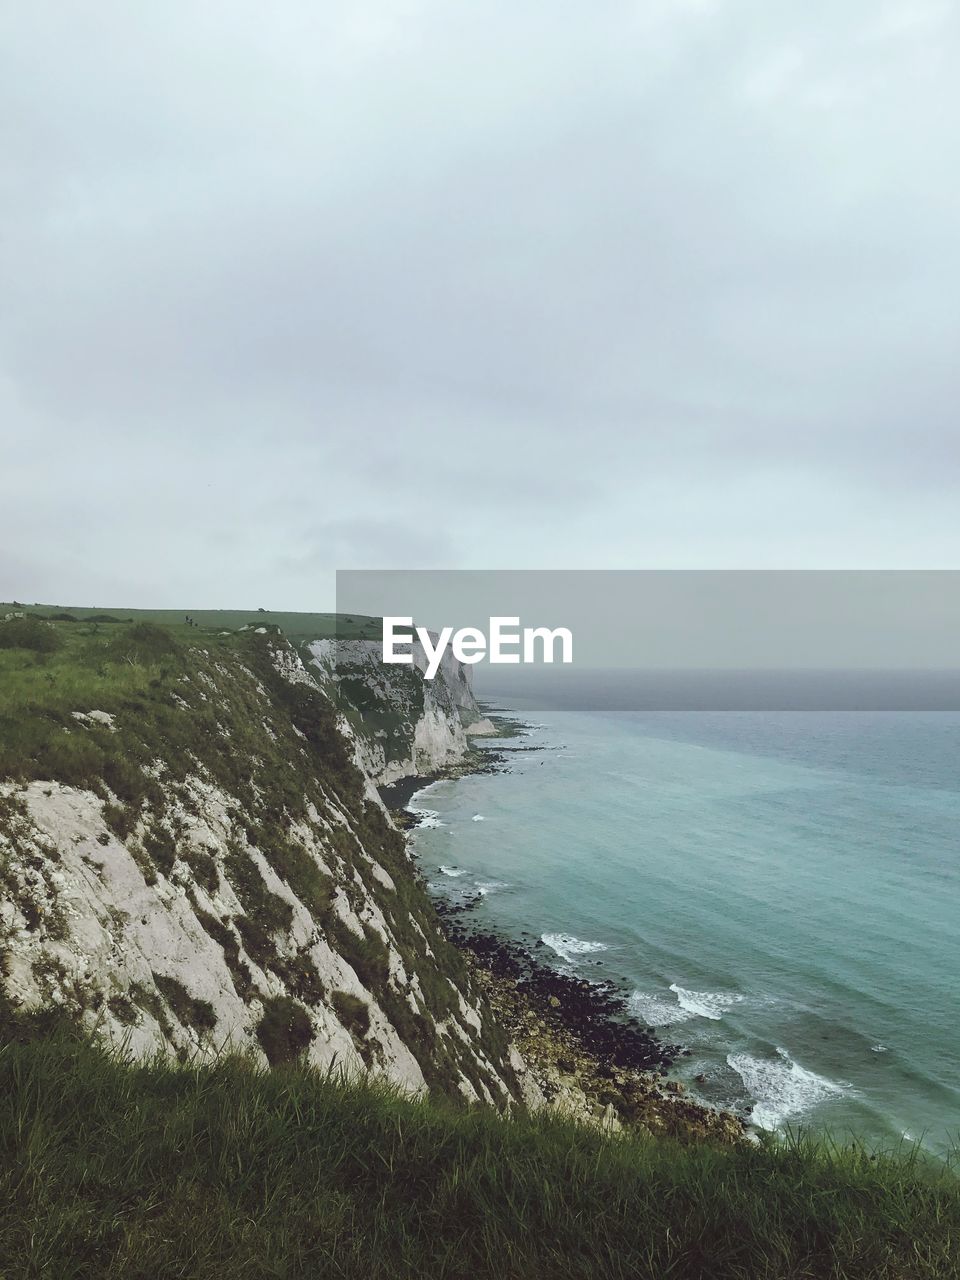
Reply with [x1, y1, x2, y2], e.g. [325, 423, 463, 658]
[629, 992, 694, 1027]
[541, 933, 609, 965]
[475, 880, 509, 896]
[471, 814, 485, 821]
[628, 985, 744, 1027]
[670, 984, 745, 1021]
[728, 1047, 849, 1130]
[439, 865, 467, 878]
[408, 805, 444, 829]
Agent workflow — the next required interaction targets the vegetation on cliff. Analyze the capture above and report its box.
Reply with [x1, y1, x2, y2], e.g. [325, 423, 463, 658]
[0, 611, 516, 1102]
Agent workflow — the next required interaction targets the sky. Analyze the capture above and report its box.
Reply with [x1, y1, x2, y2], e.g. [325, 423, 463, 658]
[2, 1, 959, 609]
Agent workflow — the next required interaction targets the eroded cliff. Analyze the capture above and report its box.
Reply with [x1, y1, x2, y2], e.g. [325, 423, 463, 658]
[306, 633, 495, 784]
[0, 616, 523, 1105]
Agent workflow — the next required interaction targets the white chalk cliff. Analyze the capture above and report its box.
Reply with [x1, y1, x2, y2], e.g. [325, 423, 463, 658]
[306, 634, 495, 784]
[0, 626, 528, 1108]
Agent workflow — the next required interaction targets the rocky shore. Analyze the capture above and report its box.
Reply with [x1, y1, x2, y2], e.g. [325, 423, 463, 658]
[379, 755, 507, 828]
[441, 909, 745, 1144]
[382, 722, 746, 1146]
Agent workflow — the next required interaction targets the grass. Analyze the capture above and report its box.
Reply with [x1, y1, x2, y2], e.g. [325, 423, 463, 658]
[255, 995, 313, 1066]
[1, 603, 382, 644]
[332, 990, 371, 1039]
[151, 972, 218, 1036]
[0, 1025, 957, 1280]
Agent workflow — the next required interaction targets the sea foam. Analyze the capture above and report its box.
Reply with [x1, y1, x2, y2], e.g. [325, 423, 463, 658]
[541, 933, 609, 965]
[629, 984, 745, 1026]
[628, 992, 690, 1027]
[670, 984, 745, 1021]
[408, 805, 444, 829]
[728, 1047, 848, 1130]
[476, 880, 508, 896]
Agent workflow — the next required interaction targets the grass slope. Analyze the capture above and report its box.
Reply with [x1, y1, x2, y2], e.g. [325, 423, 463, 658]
[1, 1026, 957, 1280]
[0, 603, 382, 644]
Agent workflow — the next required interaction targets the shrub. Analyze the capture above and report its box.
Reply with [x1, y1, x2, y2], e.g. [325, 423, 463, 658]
[335, 922, 390, 991]
[261, 829, 333, 922]
[0, 616, 61, 653]
[182, 846, 219, 894]
[107, 993, 138, 1026]
[194, 911, 253, 1000]
[224, 850, 294, 936]
[272, 951, 325, 1005]
[101, 756, 148, 807]
[331, 990, 370, 1038]
[31, 734, 105, 791]
[141, 826, 176, 877]
[152, 972, 217, 1034]
[102, 802, 139, 843]
[108, 623, 180, 664]
[234, 914, 277, 968]
[255, 995, 312, 1066]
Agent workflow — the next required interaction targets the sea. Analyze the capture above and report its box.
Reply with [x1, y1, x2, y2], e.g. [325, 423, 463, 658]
[409, 699, 960, 1157]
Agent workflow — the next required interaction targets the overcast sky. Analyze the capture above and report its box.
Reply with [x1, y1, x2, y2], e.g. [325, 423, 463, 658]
[2, 1, 958, 609]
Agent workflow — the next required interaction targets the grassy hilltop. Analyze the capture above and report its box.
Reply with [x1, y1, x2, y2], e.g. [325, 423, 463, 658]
[1, 602, 382, 644]
[0, 608, 352, 808]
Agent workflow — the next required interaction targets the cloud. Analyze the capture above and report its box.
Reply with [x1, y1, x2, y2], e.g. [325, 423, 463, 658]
[2, 1, 959, 606]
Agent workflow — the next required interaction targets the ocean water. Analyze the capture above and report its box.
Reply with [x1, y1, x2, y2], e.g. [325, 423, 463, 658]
[410, 708, 960, 1156]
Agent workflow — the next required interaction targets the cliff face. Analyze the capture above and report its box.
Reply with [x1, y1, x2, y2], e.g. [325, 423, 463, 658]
[0, 619, 522, 1106]
[305, 635, 495, 785]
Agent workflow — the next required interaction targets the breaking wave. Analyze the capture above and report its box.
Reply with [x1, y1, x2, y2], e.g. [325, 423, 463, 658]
[476, 880, 509, 896]
[541, 933, 609, 965]
[629, 984, 745, 1027]
[728, 1047, 849, 1130]
[671, 984, 745, 1021]
[408, 805, 444, 829]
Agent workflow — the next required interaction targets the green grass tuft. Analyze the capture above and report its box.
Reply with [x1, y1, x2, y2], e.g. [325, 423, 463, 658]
[255, 995, 312, 1066]
[152, 973, 217, 1035]
[332, 990, 371, 1039]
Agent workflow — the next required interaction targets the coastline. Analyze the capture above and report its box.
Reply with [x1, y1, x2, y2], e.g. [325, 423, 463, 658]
[380, 718, 746, 1145]
[378, 711, 520, 818]
[378, 772, 445, 817]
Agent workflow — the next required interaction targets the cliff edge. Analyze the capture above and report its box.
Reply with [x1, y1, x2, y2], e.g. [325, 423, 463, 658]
[0, 613, 523, 1105]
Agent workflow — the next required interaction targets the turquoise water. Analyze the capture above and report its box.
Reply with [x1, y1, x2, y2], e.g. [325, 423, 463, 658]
[411, 709, 960, 1155]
